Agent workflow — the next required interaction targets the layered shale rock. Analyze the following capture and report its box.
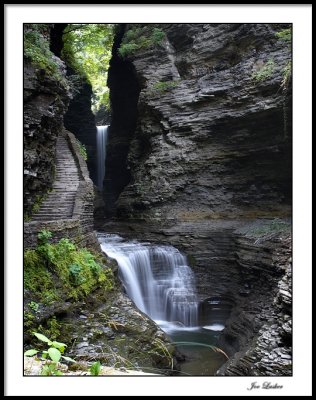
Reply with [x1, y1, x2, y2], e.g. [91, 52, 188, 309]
[24, 25, 70, 217]
[102, 24, 292, 375]
[105, 23, 292, 222]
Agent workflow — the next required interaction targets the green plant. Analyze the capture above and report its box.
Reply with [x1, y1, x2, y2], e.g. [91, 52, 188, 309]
[90, 361, 101, 376]
[76, 139, 88, 160]
[62, 24, 114, 112]
[252, 59, 275, 82]
[24, 234, 114, 302]
[37, 229, 53, 245]
[118, 26, 165, 58]
[275, 28, 291, 42]
[24, 332, 75, 376]
[151, 80, 179, 93]
[281, 61, 292, 90]
[29, 301, 39, 313]
[24, 25, 65, 83]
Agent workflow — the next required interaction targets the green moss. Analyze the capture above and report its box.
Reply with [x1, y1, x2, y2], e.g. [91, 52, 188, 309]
[24, 236, 114, 303]
[151, 80, 179, 93]
[275, 28, 291, 42]
[252, 59, 275, 82]
[24, 249, 57, 303]
[37, 317, 61, 341]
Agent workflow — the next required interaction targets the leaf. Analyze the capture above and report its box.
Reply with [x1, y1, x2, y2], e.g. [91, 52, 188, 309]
[33, 332, 52, 345]
[90, 361, 101, 376]
[24, 349, 38, 356]
[48, 347, 61, 363]
[52, 341, 67, 352]
[61, 356, 76, 363]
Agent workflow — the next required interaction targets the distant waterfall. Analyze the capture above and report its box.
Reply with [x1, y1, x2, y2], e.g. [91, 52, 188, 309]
[96, 125, 109, 190]
[98, 234, 199, 328]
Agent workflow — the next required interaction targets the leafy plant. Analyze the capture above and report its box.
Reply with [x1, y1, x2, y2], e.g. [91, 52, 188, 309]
[24, 234, 114, 302]
[90, 361, 101, 376]
[252, 59, 275, 82]
[24, 25, 65, 83]
[29, 301, 39, 313]
[76, 139, 88, 160]
[118, 25, 165, 58]
[37, 229, 53, 245]
[281, 61, 292, 90]
[24, 332, 75, 376]
[62, 24, 114, 112]
[151, 80, 179, 93]
[275, 28, 291, 42]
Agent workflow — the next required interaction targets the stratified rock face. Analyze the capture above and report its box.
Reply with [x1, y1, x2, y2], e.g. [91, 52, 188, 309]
[64, 78, 98, 185]
[104, 25, 141, 217]
[24, 26, 70, 217]
[107, 23, 292, 222]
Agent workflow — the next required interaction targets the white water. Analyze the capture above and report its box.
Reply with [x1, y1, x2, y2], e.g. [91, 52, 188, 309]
[98, 234, 199, 328]
[96, 125, 109, 190]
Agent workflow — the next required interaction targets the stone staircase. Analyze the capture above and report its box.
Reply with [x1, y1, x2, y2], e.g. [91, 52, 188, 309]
[32, 134, 80, 221]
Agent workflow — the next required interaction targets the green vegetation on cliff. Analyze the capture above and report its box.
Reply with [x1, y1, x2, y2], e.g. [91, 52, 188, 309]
[118, 26, 165, 58]
[62, 24, 114, 112]
[24, 230, 114, 304]
[24, 24, 66, 84]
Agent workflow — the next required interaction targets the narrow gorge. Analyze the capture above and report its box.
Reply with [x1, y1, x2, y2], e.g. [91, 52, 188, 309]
[24, 23, 292, 377]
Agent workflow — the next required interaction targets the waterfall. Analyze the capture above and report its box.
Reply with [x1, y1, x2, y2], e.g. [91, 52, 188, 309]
[96, 125, 109, 190]
[98, 234, 199, 328]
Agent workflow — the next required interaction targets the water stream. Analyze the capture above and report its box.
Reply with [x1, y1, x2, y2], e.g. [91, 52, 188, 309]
[96, 125, 109, 190]
[98, 233, 230, 375]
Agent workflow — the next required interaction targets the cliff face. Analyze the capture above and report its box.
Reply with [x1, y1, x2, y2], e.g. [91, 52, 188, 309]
[24, 25, 70, 217]
[106, 23, 292, 222]
[103, 23, 292, 376]
[64, 78, 98, 184]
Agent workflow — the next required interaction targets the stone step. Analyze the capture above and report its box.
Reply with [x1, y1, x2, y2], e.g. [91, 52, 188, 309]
[31, 133, 81, 222]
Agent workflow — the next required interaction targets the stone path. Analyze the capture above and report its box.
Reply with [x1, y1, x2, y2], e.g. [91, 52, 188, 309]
[31, 133, 80, 221]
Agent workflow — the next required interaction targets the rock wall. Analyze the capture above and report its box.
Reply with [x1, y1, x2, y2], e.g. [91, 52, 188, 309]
[24, 130, 98, 250]
[106, 23, 292, 222]
[64, 78, 98, 185]
[101, 24, 292, 375]
[24, 25, 70, 217]
[104, 25, 141, 217]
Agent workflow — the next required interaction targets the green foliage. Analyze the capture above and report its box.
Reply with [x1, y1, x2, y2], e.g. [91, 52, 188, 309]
[275, 28, 291, 42]
[90, 361, 101, 376]
[44, 317, 61, 340]
[281, 61, 292, 90]
[252, 59, 275, 82]
[246, 219, 291, 239]
[76, 139, 88, 160]
[29, 301, 39, 313]
[118, 25, 165, 58]
[24, 25, 64, 82]
[37, 229, 53, 245]
[24, 332, 75, 376]
[62, 24, 114, 112]
[24, 234, 114, 303]
[151, 80, 179, 93]
[24, 249, 57, 304]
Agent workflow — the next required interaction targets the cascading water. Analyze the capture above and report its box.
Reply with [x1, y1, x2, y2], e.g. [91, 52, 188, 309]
[98, 234, 198, 328]
[98, 233, 230, 375]
[96, 125, 109, 190]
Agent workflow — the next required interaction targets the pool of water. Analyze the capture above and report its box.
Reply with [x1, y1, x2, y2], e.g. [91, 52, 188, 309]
[163, 325, 228, 376]
[155, 295, 234, 376]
